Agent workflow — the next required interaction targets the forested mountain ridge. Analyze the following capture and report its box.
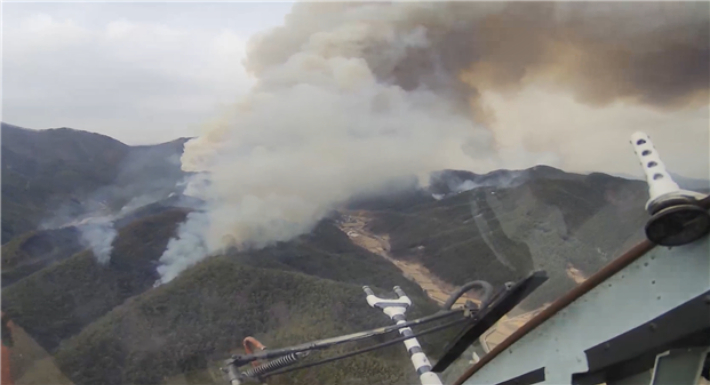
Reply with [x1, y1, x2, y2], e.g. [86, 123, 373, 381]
[1, 123, 189, 243]
[1, 124, 655, 384]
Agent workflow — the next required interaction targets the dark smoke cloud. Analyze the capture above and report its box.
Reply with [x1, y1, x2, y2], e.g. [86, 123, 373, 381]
[246, 1, 709, 119]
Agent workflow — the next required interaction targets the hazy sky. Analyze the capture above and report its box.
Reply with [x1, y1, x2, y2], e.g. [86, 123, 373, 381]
[2, 2, 294, 144]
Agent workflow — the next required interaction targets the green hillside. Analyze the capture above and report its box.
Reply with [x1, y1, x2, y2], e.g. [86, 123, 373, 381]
[54, 258, 447, 385]
[1, 195, 202, 287]
[369, 171, 649, 309]
[1, 125, 659, 385]
[3, 208, 450, 385]
[1, 227, 83, 287]
[1, 124, 130, 242]
[1, 123, 188, 244]
[2, 208, 189, 351]
[236, 219, 432, 293]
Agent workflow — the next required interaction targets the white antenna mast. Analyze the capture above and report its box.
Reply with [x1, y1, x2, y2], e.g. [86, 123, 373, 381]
[630, 132, 709, 246]
[363, 286, 444, 385]
[630, 132, 682, 208]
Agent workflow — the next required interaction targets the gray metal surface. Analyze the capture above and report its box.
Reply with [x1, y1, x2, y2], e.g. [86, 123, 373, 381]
[463, 235, 710, 385]
[608, 370, 651, 385]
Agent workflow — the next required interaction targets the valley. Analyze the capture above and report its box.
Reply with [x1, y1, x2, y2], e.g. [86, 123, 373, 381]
[0, 123, 654, 385]
[337, 210, 481, 308]
[337, 209, 550, 358]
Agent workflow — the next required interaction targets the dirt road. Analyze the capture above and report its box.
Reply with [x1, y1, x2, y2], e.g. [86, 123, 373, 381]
[337, 210, 555, 355]
[337, 210, 480, 308]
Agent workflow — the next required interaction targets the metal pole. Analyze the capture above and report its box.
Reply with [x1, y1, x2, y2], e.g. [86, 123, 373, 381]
[225, 362, 242, 385]
[363, 285, 443, 385]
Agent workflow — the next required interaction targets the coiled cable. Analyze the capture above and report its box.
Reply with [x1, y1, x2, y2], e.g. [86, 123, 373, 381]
[243, 352, 308, 379]
[442, 280, 494, 310]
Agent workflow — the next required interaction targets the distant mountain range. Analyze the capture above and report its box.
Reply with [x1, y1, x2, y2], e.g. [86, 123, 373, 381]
[368, 168, 649, 309]
[0, 122, 692, 385]
[669, 172, 710, 192]
[0, 123, 446, 384]
[1, 123, 191, 243]
[609, 171, 709, 193]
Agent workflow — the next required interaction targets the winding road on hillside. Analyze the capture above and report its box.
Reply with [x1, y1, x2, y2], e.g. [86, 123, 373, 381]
[337, 209, 560, 359]
[337, 210, 481, 308]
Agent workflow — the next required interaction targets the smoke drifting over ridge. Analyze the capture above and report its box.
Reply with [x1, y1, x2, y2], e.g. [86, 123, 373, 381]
[155, 2, 709, 283]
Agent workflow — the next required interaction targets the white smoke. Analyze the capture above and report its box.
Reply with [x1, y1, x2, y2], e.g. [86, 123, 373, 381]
[76, 217, 117, 264]
[452, 171, 529, 194]
[452, 176, 523, 195]
[40, 188, 177, 265]
[154, 211, 209, 284]
[42, 202, 118, 264]
[154, 2, 709, 284]
[153, 40, 497, 283]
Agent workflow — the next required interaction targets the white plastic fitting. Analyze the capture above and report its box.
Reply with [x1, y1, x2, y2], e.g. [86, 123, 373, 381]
[630, 132, 681, 206]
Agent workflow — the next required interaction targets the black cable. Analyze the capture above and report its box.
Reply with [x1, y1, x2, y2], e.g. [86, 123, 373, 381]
[227, 308, 465, 365]
[442, 280, 494, 310]
[262, 316, 470, 378]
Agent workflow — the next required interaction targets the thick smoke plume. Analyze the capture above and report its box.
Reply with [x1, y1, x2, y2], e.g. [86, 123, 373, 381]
[155, 2, 709, 283]
[246, 2, 708, 115]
